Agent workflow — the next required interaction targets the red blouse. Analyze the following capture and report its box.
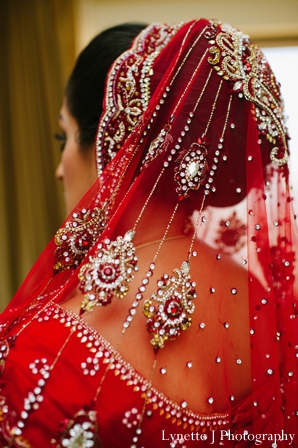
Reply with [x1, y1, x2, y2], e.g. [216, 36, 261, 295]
[0, 302, 276, 447]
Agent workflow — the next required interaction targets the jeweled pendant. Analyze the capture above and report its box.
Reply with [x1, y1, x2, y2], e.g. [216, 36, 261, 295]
[78, 230, 138, 313]
[54, 207, 107, 274]
[174, 140, 209, 199]
[270, 146, 288, 166]
[141, 123, 173, 170]
[143, 261, 196, 351]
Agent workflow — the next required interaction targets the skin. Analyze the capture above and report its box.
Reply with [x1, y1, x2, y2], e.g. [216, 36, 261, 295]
[55, 98, 98, 215]
[63, 200, 253, 413]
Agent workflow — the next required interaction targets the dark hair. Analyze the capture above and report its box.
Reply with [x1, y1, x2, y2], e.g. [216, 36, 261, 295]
[65, 23, 148, 148]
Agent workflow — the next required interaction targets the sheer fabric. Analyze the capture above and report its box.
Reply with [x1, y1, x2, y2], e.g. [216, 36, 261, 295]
[0, 19, 297, 447]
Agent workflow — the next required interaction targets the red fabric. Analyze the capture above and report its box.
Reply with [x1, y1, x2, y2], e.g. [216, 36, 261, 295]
[0, 19, 297, 447]
[0, 303, 291, 447]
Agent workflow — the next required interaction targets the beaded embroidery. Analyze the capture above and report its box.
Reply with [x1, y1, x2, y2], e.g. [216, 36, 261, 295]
[207, 22, 288, 165]
[96, 23, 182, 176]
[215, 211, 246, 254]
[51, 304, 230, 432]
[51, 409, 100, 448]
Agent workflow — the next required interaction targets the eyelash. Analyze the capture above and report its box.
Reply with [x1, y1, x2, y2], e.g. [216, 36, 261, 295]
[55, 132, 66, 152]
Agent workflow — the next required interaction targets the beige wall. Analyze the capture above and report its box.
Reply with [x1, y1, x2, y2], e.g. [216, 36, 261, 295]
[74, 0, 298, 53]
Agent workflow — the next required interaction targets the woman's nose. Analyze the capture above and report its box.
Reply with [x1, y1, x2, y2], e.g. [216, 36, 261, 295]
[55, 161, 64, 180]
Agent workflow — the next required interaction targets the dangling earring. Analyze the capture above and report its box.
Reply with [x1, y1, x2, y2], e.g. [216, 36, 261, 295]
[78, 125, 174, 314]
[54, 206, 107, 274]
[78, 230, 137, 313]
[143, 260, 196, 351]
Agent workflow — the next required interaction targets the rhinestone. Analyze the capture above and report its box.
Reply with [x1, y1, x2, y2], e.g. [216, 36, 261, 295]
[160, 367, 167, 375]
[236, 358, 242, 365]
[216, 357, 221, 363]
[261, 298, 268, 305]
[181, 401, 187, 408]
[224, 322, 229, 329]
[267, 369, 273, 375]
[199, 323, 205, 329]
[216, 254, 221, 260]
[210, 287, 215, 293]
[250, 329, 255, 334]
[273, 220, 279, 227]
[236, 188, 242, 193]
[230, 395, 235, 401]
[207, 397, 214, 404]
[186, 361, 193, 368]
[248, 156, 253, 161]
[231, 288, 238, 295]
[222, 155, 227, 161]
[288, 371, 294, 377]
[255, 224, 261, 230]
[230, 123, 235, 129]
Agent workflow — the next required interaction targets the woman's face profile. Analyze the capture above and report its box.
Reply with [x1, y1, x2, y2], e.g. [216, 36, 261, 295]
[55, 98, 98, 215]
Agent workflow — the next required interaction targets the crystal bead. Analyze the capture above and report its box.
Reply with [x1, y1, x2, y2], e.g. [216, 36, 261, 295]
[181, 261, 190, 274]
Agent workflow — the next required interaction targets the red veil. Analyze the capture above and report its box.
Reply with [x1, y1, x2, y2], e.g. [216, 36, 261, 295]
[0, 19, 297, 447]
